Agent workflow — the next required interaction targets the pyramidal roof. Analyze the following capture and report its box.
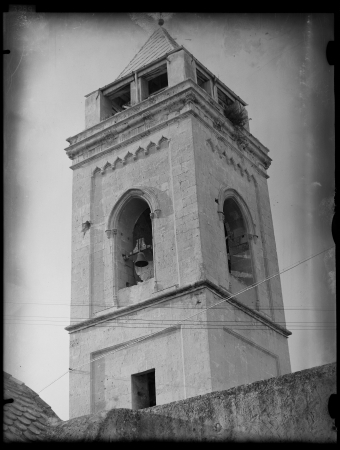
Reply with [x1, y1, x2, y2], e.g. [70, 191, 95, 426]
[117, 26, 180, 80]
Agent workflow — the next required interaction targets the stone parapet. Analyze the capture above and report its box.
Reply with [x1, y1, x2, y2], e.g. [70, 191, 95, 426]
[65, 80, 271, 174]
[46, 362, 336, 442]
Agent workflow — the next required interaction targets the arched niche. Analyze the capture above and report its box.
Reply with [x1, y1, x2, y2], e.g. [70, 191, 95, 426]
[107, 187, 159, 293]
[218, 186, 258, 309]
[106, 186, 160, 231]
[223, 197, 255, 287]
[116, 197, 154, 289]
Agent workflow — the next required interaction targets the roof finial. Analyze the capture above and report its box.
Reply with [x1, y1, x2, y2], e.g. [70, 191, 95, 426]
[158, 13, 164, 26]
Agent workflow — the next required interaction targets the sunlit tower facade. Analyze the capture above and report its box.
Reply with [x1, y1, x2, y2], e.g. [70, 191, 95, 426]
[65, 26, 291, 418]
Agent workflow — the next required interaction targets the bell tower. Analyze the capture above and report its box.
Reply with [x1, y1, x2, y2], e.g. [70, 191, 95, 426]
[65, 25, 291, 418]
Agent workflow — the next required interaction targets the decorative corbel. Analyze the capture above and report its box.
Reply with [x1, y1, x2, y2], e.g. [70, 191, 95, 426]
[216, 145, 224, 159]
[244, 170, 251, 182]
[151, 209, 161, 219]
[248, 233, 258, 244]
[105, 228, 117, 239]
[157, 136, 169, 150]
[146, 142, 156, 154]
[184, 92, 197, 106]
[206, 138, 214, 152]
[217, 211, 225, 222]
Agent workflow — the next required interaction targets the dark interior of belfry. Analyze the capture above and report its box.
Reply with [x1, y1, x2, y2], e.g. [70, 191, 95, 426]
[223, 198, 254, 286]
[132, 206, 153, 283]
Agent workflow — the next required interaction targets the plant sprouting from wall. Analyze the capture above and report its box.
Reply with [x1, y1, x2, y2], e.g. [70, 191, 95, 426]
[223, 102, 249, 150]
[223, 102, 248, 128]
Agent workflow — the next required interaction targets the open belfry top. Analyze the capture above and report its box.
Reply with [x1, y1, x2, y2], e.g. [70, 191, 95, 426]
[65, 24, 291, 419]
[117, 26, 180, 79]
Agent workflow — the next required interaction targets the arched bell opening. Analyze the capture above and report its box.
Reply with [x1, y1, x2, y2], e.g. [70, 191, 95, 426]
[117, 197, 154, 290]
[132, 207, 154, 282]
[223, 197, 254, 287]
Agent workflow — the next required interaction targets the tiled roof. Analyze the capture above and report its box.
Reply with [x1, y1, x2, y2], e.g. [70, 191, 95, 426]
[117, 26, 180, 79]
[3, 372, 61, 442]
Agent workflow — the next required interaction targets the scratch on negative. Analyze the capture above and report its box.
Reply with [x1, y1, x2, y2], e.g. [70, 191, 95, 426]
[8, 49, 25, 92]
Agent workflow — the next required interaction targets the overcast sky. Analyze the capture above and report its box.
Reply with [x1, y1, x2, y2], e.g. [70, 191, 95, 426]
[4, 12, 335, 421]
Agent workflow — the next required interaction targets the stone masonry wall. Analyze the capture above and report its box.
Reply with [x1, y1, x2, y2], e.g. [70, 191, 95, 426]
[205, 289, 291, 392]
[69, 284, 290, 419]
[48, 363, 336, 442]
[68, 81, 291, 420]
[69, 288, 212, 418]
[191, 115, 287, 326]
[70, 114, 204, 322]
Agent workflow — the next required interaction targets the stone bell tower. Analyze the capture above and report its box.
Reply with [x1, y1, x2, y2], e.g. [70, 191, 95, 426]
[65, 25, 291, 418]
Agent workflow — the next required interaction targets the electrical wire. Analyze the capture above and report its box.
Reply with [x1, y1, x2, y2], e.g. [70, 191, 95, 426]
[37, 245, 335, 394]
[4, 302, 335, 309]
[4, 317, 336, 325]
[6, 324, 336, 331]
[4, 307, 337, 317]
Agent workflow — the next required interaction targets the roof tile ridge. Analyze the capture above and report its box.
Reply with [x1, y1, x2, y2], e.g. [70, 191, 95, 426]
[160, 26, 180, 49]
[117, 28, 161, 79]
[8, 375, 25, 385]
[3, 371, 62, 422]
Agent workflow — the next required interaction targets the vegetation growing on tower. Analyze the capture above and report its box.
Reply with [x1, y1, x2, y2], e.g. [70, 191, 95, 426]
[223, 102, 248, 128]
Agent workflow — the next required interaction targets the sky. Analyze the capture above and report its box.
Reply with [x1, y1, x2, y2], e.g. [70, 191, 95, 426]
[4, 12, 335, 421]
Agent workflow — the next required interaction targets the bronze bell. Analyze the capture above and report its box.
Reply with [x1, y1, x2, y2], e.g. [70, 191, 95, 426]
[135, 251, 148, 267]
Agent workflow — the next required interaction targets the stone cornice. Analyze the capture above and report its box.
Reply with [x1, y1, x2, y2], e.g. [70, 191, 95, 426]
[189, 109, 270, 179]
[69, 108, 269, 181]
[65, 80, 192, 153]
[65, 80, 272, 172]
[65, 279, 291, 337]
[189, 87, 272, 170]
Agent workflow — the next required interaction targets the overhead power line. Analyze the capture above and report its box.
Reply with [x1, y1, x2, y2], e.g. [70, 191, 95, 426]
[38, 245, 334, 394]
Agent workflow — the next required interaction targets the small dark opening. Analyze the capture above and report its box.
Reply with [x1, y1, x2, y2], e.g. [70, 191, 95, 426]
[328, 393, 338, 430]
[148, 72, 168, 96]
[148, 373, 156, 407]
[217, 88, 233, 110]
[196, 69, 207, 86]
[223, 198, 254, 286]
[132, 207, 153, 283]
[133, 208, 152, 250]
[131, 369, 156, 410]
[197, 69, 211, 95]
[108, 84, 131, 114]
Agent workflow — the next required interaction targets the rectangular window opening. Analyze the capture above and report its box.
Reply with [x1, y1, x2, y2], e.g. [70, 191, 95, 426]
[107, 83, 131, 114]
[141, 64, 168, 99]
[196, 69, 210, 94]
[217, 87, 233, 110]
[131, 369, 156, 410]
[148, 71, 168, 96]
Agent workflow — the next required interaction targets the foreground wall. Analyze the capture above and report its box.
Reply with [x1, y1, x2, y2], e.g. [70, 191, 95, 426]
[47, 362, 336, 442]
